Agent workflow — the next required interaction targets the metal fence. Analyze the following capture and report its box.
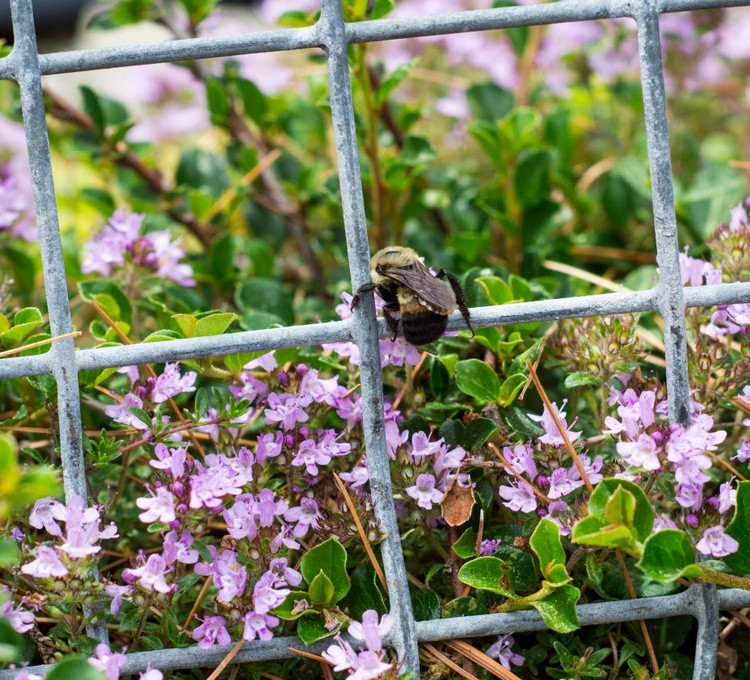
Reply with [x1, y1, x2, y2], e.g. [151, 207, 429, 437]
[1, 0, 750, 677]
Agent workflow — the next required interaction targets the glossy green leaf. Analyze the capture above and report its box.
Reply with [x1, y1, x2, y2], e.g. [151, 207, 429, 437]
[475, 276, 513, 306]
[571, 515, 635, 551]
[466, 82, 515, 122]
[457, 556, 516, 598]
[344, 564, 386, 619]
[499, 373, 527, 407]
[564, 371, 600, 389]
[461, 418, 499, 451]
[273, 591, 313, 621]
[452, 527, 476, 559]
[531, 584, 580, 633]
[455, 359, 501, 403]
[586, 478, 654, 543]
[530, 518, 566, 580]
[410, 587, 441, 622]
[443, 596, 489, 618]
[300, 537, 350, 603]
[195, 312, 238, 336]
[309, 571, 335, 605]
[636, 530, 704, 583]
[725, 480, 750, 574]
[0, 537, 20, 568]
[297, 613, 340, 644]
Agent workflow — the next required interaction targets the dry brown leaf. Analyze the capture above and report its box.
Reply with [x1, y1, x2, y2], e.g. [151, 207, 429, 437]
[440, 476, 475, 526]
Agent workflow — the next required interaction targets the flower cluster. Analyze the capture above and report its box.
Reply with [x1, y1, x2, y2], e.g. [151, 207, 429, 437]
[322, 610, 394, 679]
[604, 383, 739, 557]
[22, 495, 118, 580]
[81, 209, 195, 286]
[497, 402, 602, 535]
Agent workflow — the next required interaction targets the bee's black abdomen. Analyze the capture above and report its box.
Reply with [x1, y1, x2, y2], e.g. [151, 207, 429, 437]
[401, 311, 448, 345]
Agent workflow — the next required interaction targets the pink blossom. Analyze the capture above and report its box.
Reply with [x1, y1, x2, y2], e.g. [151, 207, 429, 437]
[348, 610, 393, 653]
[21, 545, 68, 578]
[529, 401, 581, 446]
[486, 634, 525, 670]
[136, 486, 176, 524]
[88, 644, 125, 680]
[405, 474, 444, 510]
[696, 525, 739, 557]
[29, 498, 67, 537]
[192, 615, 232, 647]
[242, 610, 279, 641]
[124, 554, 172, 593]
[498, 481, 537, 514]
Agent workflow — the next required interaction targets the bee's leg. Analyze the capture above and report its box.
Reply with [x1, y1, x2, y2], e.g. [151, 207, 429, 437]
[437, 269, 475, 337]
[350, 283, 378, 310]
[383, 305, 401, 341]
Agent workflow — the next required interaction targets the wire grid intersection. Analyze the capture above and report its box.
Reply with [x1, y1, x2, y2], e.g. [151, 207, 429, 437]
[1, 0, 750, 677]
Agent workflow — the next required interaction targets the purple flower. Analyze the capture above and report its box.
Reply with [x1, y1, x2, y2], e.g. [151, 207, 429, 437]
[1, 590, 34, 633]
[104, 392, 150, 430]
[502, 443, 537, 480]
[88, 644, 126, 680]
[139, 665, 164, 680]
[256, 431, 283, 464]
[405, 474, 444, 510]
[242, 610, 279, 641]
[194, 547, 247, 603]
[189, 454, 247, 509]
[322, 635, 392, 680]
[104, 584, 132, 616]
[151, 363, 197, 403]
[480, 539, 502, 556]
[616, 433, 662, 471]
[252, 571, 289, 615]
[732, 440, 750, 463]
[498, 481, 538, 514]
[291, 438, 332, 476]
[529, 401, 581, 447]
[150, 443, 187, 478]
[8, 670, 43, 680]
[20, 545, 68, 578]
[675, 481, 704, 511]
[29, 498, 67, 537]
[408, 431, 444, 464]
[283, 497, 323, 538]
[486, 633, 525, 670]
[547, 467, 585, 500]
[267, 558, 302, 588]
[340, 463, 369, 488]
[124, 554, 172, 593]
[264, 392, 310, 430]
[163, 530, 199, 565]
[679, 249, 723, 287]
[229, 370, 269, 404]
[136, 486, 176, 524]
[718, 481, 737, 515]
[192, 615, 232, 647]
[696, 525, 739, 557]
[653, 514, 678, 531]
[348, 610, 393, 653]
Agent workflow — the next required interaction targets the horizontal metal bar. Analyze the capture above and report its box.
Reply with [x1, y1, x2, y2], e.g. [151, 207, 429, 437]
[0, 0, 747, 81]
[0, 282, 747, 381]
[4, 587, 749, 678]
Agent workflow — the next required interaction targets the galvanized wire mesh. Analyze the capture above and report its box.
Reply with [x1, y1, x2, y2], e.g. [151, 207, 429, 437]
[1, 0, 750, 677]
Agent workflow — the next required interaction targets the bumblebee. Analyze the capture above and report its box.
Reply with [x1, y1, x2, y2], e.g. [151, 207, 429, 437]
[350, 246, 474, 346]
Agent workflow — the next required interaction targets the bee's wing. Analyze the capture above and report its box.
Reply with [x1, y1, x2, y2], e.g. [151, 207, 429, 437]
[380, 260, 457, 314]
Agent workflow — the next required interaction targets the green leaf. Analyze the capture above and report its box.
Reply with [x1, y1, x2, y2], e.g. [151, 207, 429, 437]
[235, 279, 294, 325]
[410, 587, 441, 622]
[475, 276, 513, 306]
[587, 478, 654, 543]
[175, 148, 230, 197]
[369, 0, 395, 20]
[457, 557, 516, 598]
[530, 518, 566, 581]
[564, 371, 600, 389]
[344, 564, 386, 619]
[466, 82, 515, 122]
[224, 351, 267, 375]
[195, 312, 238, 336]
[236, 78, 268, 124]
[502, 407, 545, 437]
[454, 359, 501, 403]
[515, 149, 552, 207]
[300, 537, 350, 602]
[47, 656, 106, 680]
[531, 584, 580, 633]
[636, 530, 703, 583]
[604, 485, 636, 528]
[400, 136, 436, 167]
[571, 515, 636, 551]
[308, 571, 335, 605]
[725, 480, 750, 574]
[297, 613, 340, 644]
[461, 418, 499, 451]
[498, 373, 527, 407]
[273, 591, 313, 621]
[683, 163, 746, 240]
[452, 528, 477, 559]
[79, 280, 133, 326]
[0, 616, 23, 664]
[0, 307, 44, 346]
[443, 596, 489, 618]
[0, 537, 20, 567]
[376, 58, 416, 105]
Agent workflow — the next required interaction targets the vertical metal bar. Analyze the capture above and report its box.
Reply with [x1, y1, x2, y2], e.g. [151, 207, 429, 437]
[318, 0, 420, 673]
[8, 0, 108, 644]
[688, 583, 720, 679]
[635, 3, 690, 426]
